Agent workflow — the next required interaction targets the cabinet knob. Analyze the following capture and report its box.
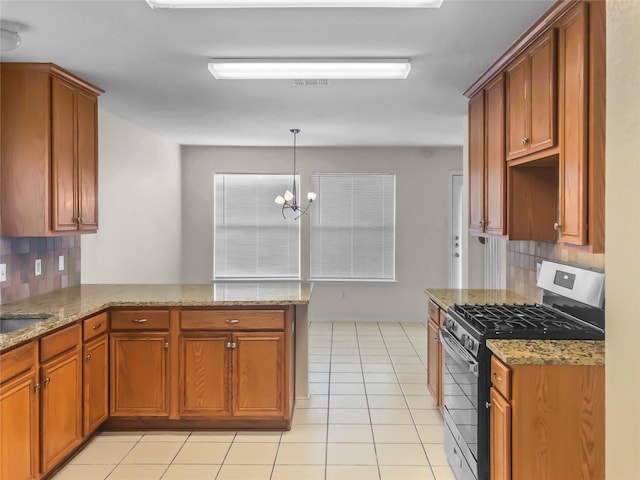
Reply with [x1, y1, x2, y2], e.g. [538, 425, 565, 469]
[77, 216, 84, 223]
[231, 342, 237, 349]
[44, 377, 51, 385]
[479, 220, 485, 226]
[164, 342, 169, 349]
[86, 354, 92, 361]
[34, 383, 41, 391]
[553, 222, 561, 231]
[226, 341, 232, 348]
[521, 137, 529, 145]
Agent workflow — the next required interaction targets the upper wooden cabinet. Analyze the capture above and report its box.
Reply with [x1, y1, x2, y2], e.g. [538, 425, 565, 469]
[0, 63, 103, 237]
[468, 75, 506, 236]
[506, 30, 557, 161]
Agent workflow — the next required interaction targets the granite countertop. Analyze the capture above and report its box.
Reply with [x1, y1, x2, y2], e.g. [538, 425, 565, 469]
[0, 282, 313, 352]
[424, 288, 534, 311]
[487, 339, 605, 366]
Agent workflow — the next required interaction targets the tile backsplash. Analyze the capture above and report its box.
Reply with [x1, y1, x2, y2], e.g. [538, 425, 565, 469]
[506, 241, 604, 302]
[0, 236, 81, 305]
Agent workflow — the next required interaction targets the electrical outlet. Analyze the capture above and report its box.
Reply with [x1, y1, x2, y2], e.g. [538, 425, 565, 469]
[35, 259, 42, 276]
[0, 264, 6, 282]
[58, 255, 65, 271]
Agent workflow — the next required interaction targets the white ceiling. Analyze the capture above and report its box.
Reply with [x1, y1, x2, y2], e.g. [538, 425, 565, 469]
[0, 0, 553, 147]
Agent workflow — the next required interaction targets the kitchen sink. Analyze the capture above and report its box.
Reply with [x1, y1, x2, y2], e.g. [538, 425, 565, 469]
[0, 313, 53, 334]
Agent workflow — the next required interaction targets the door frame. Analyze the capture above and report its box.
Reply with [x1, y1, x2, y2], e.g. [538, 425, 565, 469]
[448, 171, 463, 289]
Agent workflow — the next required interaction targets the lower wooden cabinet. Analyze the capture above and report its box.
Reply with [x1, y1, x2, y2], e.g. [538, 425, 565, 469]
[233, 332, 285, 418]
[489, 355, 604, 480]
[110, 333, 169, 416]
[179, 334, 231, 417]
[0, 369, 39, 480]
[83, 334, 109, 434]
[426, 299, 444, 414]
[40, 347, 83, 473]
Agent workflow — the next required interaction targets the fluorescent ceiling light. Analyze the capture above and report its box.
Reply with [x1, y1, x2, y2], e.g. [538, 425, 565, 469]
[147, 0, 442, 8]
[208, 59, 411, 80]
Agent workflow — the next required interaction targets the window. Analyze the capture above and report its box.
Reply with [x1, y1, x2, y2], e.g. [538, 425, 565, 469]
[310, 173, 396, 280]
[214, 174, 300, 279]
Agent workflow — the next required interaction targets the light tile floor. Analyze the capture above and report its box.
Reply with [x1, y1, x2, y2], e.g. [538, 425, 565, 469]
[53, 321, 456, 480]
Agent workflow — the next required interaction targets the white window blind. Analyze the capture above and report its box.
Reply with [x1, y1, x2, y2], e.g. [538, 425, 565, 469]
[214, 174, 300, 279]
[310, 173, 396, 280]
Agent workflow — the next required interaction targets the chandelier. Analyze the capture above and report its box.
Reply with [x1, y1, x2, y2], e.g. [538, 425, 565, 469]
[275, 129, 316, 219]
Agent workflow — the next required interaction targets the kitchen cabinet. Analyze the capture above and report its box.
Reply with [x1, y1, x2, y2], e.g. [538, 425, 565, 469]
[0, 63, 103, 237]
[468, 76, 507, 235]
[426, 299, 444, 414]
[110, 332, 170, 417]
[505, 30, 556, 161]
[557, 3, 589, 247]
[179, 309, 292, 423]
[489, 355, 604, 480]
[40, 325, 83, 474]
[83, 334, 109, 435]
[0, 342, 39, 480]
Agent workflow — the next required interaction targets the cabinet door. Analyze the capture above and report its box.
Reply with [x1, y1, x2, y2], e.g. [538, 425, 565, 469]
[110, 333, 169, 417]
[179, 334, 231, 418]
[505, 55, 529, 160]
[0, 371, 39, 480]
[484, 75, 506, 235]
[232, 332, 285, 418]
[41, 349, 82, 474]
[468, 92, 485, 233]
[83, 335, 109, 435]
[490, 387, 512, 480]
[51, 77, 78, 232]
[528, 30, 557, 154]
[77, 90, 99, 232]
[426, 319, 440, 404]
[558, 4, 588, 246]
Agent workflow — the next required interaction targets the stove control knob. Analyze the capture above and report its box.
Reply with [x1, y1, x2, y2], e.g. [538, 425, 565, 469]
[460, 333, 468, 346]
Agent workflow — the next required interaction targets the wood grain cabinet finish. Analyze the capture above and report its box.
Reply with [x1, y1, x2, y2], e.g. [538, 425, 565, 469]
[0, 63, 103, 237]
[0, 344, 39, 480]
[179, 334, 231, 418]
[110, 333, 169, 417]
[506, 30, 557, 161]
[557, 3, 589, 247]
[40, 347, 83, 474]
[489, 355, 604, 480]
[426, 299, 444, 414]
[83, 334, 109, 435]
[468, 91, 486, 234]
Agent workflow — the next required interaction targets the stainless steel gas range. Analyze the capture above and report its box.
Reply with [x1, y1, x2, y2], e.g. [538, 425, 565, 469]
[440, 261, 605, 480]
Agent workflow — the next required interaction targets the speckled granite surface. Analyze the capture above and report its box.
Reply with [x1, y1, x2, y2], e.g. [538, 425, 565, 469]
[424, 288, 534, 311]
[0, 283, 313, 352]
[487, 339, 605, 366]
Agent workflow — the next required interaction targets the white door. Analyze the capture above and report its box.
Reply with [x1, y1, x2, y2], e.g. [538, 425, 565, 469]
[449, 173, 463, 288]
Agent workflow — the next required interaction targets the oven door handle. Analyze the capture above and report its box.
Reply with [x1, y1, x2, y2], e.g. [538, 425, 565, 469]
[439, 330, 479, 377]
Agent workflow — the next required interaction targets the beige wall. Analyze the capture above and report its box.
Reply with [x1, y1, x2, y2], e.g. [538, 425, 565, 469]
[606, 1, 640, 478]
[181, 146, 462, 322]
[81, 110, 182, 284]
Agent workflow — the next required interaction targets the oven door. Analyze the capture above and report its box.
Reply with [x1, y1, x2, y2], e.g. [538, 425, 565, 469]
[440, 329, 479, 479]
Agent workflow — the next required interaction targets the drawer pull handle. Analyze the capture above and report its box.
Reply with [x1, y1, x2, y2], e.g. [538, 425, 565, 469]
[92, 323, 102, 330]
[132, 318, 148, 323]
[493, 373, 503, 382]
[225, 319, 240, 324]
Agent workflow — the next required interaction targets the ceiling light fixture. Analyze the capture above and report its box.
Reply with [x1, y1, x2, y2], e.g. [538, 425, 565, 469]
[275, 129, 316, 220]
[208, 59, 411, 80]
[0, 21, 21, 52]
[147, 0, 442, 8]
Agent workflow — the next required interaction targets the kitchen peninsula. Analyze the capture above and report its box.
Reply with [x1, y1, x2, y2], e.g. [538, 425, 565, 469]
[0, 282, 312, 480]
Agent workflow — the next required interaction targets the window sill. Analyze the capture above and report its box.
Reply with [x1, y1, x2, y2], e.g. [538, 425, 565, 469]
[307, 278, 398, 285]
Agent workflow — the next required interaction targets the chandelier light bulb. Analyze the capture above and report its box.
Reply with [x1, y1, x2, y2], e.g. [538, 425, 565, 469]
[307, 192, 317, 201]
[284, 190, 294, 202]
[274, 195, 286, 205]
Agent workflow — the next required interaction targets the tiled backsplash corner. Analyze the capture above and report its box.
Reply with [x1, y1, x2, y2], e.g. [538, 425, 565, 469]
[0, 236, 81, 305]
[506, 240, 604, 302]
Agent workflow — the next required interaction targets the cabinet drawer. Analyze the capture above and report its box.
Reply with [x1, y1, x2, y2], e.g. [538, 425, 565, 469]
[0, 341, 37, 384]
[41, 324, 81, 363]
[83, 312, 108, 342]
[110, 310, 170, 331]
[181, 310, 285, 331]
[428, 299, 440, 324]
[491, 355, 512, 400]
